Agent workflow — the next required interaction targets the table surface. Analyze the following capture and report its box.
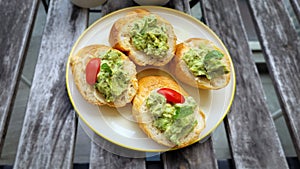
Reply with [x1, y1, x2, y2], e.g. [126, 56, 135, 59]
[0, 0, 300, 168]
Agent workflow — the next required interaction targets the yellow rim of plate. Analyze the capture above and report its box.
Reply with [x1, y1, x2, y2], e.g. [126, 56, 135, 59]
[66, 6, 236, 152]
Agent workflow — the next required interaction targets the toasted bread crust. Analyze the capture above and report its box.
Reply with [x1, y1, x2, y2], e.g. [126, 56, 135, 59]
[109, 9, 177, 66]
[132, 76, 206, 148]
[70, 44, 138, 107]
[171, 38, 231, 90]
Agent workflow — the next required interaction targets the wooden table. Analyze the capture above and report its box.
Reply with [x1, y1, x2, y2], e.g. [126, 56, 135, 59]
[0, 0, 300, 168]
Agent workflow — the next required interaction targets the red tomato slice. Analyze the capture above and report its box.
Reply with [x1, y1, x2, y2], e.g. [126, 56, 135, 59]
[86, 58, 101, 85]
[157, 88, 185, 104]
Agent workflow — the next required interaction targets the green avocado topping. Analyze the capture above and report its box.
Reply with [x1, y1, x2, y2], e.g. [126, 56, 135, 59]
[94, 50, 130, 102]
[182, 48, 230, 80]
[146, 91, 198, 145]
[130, 15, 169, 58]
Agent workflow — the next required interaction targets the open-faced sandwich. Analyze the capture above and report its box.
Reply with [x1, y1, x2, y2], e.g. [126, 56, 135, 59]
[109, 9, 177, 66]
[171, 38, 231, 90]
[132, 76, 205, 148]
[70, 44, 138, 107]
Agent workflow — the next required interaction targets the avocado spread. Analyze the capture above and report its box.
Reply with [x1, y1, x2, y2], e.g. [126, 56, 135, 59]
[182, 48, 230, 80]
[130, 15, 169, 57]
[94, 50, 130, 102]
[146, 91, 198, 145]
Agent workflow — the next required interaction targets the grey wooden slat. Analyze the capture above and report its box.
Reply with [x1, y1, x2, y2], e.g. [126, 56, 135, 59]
[89, 0, 217, 168]
[163, 1, 217, 168]
[200, 0, 289, 168]
[168, 0, 191, 14]
[89, 1, 146, 168]
[101, 0, 136, 16]
[89, 1, 199, 168]
[13, 0, 88, 168]
[248, 0, 300, 160]
[163, 138, 218, 169]
[90, 142, 146, 169]
[289, 0, 300, 22]
[0, 0, 38, 154]
[101, 0, 191, 16]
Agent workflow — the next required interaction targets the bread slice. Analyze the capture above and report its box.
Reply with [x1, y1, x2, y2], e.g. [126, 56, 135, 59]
[70, 44, 138, 107]
[171, 38, 231, 90]
[132, 76, 206, 148]
[109, 9, 177, 66]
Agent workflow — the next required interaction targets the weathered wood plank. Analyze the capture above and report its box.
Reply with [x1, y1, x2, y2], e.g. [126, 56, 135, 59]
[289, 0, 300, 22]
[163, 138, 218, 169]
[91, 1, 215, 168]
[13, 0, 88, 168]
[163, 1, 217, 168]
[0, 0, 38, 154]
[200, 0, 289, 168]
[101, 0, 136, 16]
[168, 0, 191, 14]
[101, 0, 190, 16]
[89, 1, 147, 168]
[248, 0, 300, 160]
[90, 141, 146, 169]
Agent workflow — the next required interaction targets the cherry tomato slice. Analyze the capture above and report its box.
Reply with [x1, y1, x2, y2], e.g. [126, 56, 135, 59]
[157, 88, 185, 104]
[86, 58, 101, 85]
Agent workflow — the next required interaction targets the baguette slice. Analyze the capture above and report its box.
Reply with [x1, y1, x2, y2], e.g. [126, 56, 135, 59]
[109, 9, 177, 66]
[132, 76, 205, 148]
[171, 38, 231, 90]
[70, 45, 138, 107]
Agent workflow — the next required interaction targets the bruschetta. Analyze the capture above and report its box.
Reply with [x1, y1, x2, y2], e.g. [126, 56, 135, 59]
[132, 75, 205, 148]
[109, 9, 177, 66]
[70, 44, 138, 107]
[171, 38, 231, 90]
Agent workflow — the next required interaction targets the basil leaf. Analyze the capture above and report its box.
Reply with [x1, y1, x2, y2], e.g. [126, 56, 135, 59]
[174, 105, 194, 119]
[101, 63, 112, 74]
[204, 50, 224, 60]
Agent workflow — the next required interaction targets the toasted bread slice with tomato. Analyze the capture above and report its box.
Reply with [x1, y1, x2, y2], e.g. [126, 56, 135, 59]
[132, 76, 205, 148]
[70, 45, 138, 107]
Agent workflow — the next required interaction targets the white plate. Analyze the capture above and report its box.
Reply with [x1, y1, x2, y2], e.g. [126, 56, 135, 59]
[66, 6, 236, 152]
